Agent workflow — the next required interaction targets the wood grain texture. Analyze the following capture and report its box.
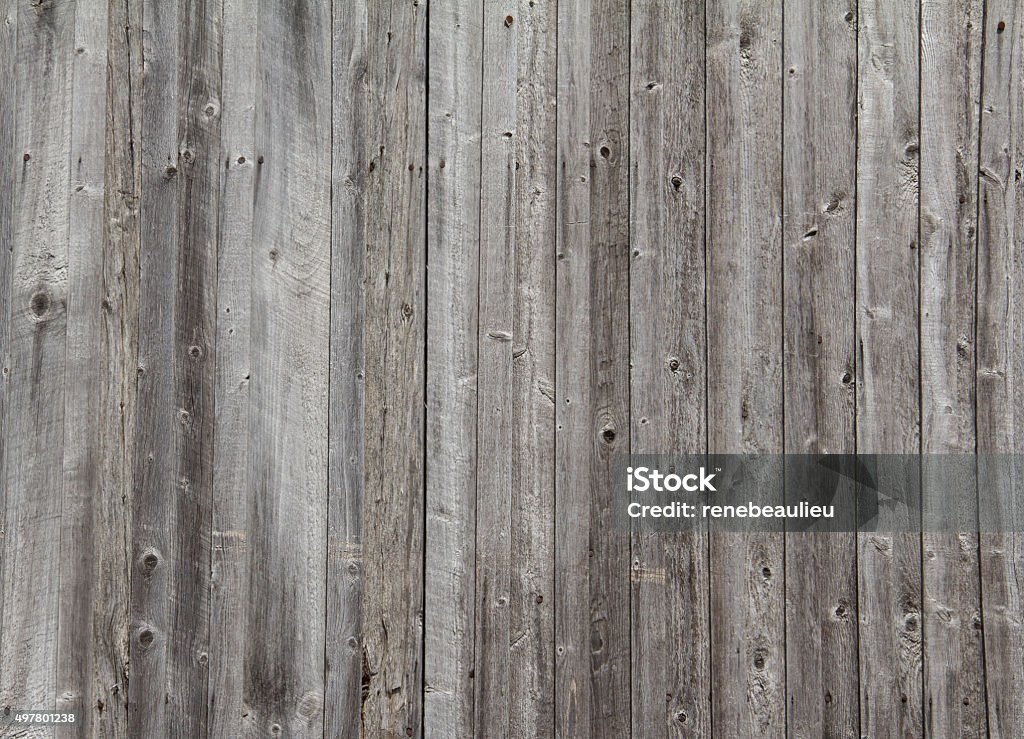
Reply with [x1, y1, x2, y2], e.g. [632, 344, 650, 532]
[977, 3, 1024, 737]
[425, 0, 482, 735]
[245, 1, 331, 735]
[706, 1, 785, 736]
[782, 1, 859, 737]
[920, 0, 986, 736]
[554, 1, 632, 737]
[361, 0, 427, 736]
[0, 3, 1023, 737]
[474, 1, 517, 736]
[1, 0, 74, 718]
[208, 0, 254, 734]
[629, 1, 710, 737]
[131, 0, 221, 735]
[326, 3, 367, 738]
[856, 0, 924, 737]
[506, 2, 556, 736]
[56, 0, 117, 735]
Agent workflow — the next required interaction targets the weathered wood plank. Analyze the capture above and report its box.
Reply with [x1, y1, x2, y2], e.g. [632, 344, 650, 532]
[0, 0, 15, 716]
[325, 3, 368, 738]
[86, 0, 144, 733]
[424, 0, 482, 735]
[781, 2, 859, 737]
[0, 0, 74, 718]
[920, 0, 987, 736]
[506, 2, 556, 736]
[977, 3, 1024, 737]
[131, 0, 221, 734]
[628, 1, 709, 737]
[56, 0, 118, 735]
[362, 0, 427, 735]
[706, 0, 785, 736]
[244, 1, 331, 736]
[554, 0, 631, 736]
[856, 0, 924, 736]
[474, 1, 517, 735]
[208, 0, 254, 734]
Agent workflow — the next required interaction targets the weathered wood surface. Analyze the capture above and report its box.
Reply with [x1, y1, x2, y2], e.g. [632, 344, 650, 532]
[2, 2, 1024, 737]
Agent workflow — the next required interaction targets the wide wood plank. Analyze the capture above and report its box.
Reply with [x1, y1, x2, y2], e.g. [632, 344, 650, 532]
[506, 2, 556, 736]
[208, 0, 255, 734]
[856, 0, 923, 736]
[706, 0, 785, 736]
[977, 3, 1024, 737]
[325, 3, 368, 738]
[361, 0, 427, 736]
[131, 0, 221, 734]
[629, 1, 709, 737]
[554, 1, 631, 736]
[920, 0, 987, 736]
[244, 1, 331, 736]
[0, 0, 12, 714]
[781, 1, 859, 737]
[424, 0, 482, 735]
[0, 0, 74, 718]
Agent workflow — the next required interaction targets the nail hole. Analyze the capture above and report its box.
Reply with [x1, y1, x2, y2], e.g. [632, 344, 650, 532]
[599, 145, 610, 159]
[504, 15, 514, 27]
[998, 20, 1006, 33]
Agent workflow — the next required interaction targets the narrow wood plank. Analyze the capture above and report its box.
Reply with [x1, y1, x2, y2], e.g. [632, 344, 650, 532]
[977, 3, 1024, 737]
[920, 0, 987, 736]
[507, 2, 557, 735]
[629, 1, 710, 737]
[474, 1, 516, 735]
[706, 0, 785, 736]
[0, 0, 16, 716]
[781, 2, 859, 737]
[554, 0, 631, 736]
[325, 2, 368, 738]
[244, 1, 331, 735]
[424, 0, 482, 735]
[855, 0, 924, 736]
[208, 0, 255, 734]
[56, 0, 119, 735]
[87, 0, 145, 732]
[131, 0, 221, 734]
[0, 0, 74, 716]
[362, 0, 427, 735]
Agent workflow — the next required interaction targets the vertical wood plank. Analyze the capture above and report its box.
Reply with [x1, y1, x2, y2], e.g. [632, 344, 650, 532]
[56, 0, 120, 735]
[362, 0, 427, 735]
[0, 0, 12, 709]
[977, 3, 1024, 737]
[208, 0, 254, 733]
[856, 0, 923, 736]
[628, 1, 710, 737]
[474, 1, 516, 735]
[554, 0, 631, 736]
[132, 0, 221, 734]
[920, 0, 987, 736]
[506, 1, 556, 736]
[244, 1, 331, 736]
[781, 1, 859, 736]
[424, 0, 482, 734]
[326, 2, 368, 738]
[706, 0, 785, 736]
[0, 0, 74, 716]
[92, 0, 144, 733]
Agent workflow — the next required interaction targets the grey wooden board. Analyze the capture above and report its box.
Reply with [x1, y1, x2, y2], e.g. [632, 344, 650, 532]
[920, 0, 987, 736]
[855, 1, 925, 737]
[629, 1, 710, 737]
[706, 0, 786, 736]
[977, 2, 1024, 737]
[782, 1, 859, 737]
[3, 1, 1024, 737]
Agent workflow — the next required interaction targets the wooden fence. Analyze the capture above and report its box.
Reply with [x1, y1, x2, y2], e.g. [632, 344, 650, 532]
[0, 0, 1022, 736]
